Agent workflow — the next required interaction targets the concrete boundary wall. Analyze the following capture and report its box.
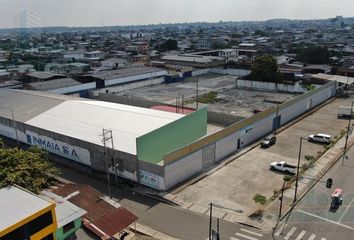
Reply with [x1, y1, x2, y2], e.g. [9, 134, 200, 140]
[163, 81, 336, 165]
[236, 79, 308, 93]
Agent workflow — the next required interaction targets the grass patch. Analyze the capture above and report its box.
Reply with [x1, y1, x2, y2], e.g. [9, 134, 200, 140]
[197, 91, 219, 104]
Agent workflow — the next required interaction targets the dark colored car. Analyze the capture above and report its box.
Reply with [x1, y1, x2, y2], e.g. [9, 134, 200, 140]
[261, 135, 276, 148]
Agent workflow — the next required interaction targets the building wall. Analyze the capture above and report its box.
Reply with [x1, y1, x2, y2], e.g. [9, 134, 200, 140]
[104, 70, 167, 87]
[48, 82, 96, 95]
[54, 218, 82, 240]
[0, 203, 57, 240]
[136, 107, 208, 164]
[161, 81, 336, 190]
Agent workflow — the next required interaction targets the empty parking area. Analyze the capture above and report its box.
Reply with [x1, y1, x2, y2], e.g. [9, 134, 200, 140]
[115, 74, 296, 118]
[175, 97, 353, 220]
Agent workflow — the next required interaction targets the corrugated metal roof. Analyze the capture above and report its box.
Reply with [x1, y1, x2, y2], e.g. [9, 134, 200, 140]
[26, 71, 65, 80]
[51, 184, 137, 238]
[0, 186, 52, 231]
[25, 99, 184, 155]
[0, 90, 80, 122]
[40, 190, 87, 228]
[28, 78, 81, 91]
[90, 66, 164, 80]
[312, 73, 354, 85]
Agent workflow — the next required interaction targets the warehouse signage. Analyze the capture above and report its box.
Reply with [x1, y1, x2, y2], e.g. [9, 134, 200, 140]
[25, 130, 91, 166]
[140, 170, 159, 189]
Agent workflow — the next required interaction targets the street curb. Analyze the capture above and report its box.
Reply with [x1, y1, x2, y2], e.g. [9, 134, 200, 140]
[278, 135, 354, 223]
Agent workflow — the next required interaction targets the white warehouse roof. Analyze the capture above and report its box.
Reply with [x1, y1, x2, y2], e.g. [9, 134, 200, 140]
[25, 99, 184, 155]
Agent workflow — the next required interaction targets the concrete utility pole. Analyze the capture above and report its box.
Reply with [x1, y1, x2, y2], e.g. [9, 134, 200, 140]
[294, 137, 304, 203]
[342, 101, 354, 165]
[101, 128, 115, 199]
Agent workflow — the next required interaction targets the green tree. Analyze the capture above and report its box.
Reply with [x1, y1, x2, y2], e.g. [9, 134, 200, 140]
[251, 55, 282, 82]
[0, 145, 58, 194]
[253, 194, 267, 211]
[156, 39, 178, 52]
[296, 46, 330, 64]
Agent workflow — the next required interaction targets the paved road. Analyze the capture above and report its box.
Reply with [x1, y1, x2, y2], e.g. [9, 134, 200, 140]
[274, 143, 354, 240]
[55, 163, 272, 240]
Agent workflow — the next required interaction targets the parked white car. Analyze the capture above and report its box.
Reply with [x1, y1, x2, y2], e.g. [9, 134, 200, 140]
[270, 161, 296, 174]
[308, 133, 332, 144]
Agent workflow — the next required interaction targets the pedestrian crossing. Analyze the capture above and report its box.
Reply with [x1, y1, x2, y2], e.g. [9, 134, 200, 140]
[274, 224, 327, 240]
[230, 228, 264, 240]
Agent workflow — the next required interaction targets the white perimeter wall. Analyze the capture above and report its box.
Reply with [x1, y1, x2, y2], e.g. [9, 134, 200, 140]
[162, 82, 336, 190]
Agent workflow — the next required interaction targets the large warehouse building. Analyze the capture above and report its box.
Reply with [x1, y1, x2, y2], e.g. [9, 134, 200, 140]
[0, 89, 207, 190]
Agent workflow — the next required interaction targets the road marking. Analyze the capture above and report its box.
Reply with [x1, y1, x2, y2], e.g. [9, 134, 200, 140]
[308, 233, 316, 240]
[230, 237, 240, 240]
[274, 223, 286, 237]
[297, 209, 354, 231]
[240, 228, 263, 237]
[295, 230, 307, 240]
[338, 197, 354, 223]
[321, 238, 327, 240]
[284, 227, 297, 240]
[235, 233, 258, 240]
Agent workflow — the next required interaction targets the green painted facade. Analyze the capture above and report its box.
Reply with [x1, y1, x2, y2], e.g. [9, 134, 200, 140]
[54, 218, 82, 240]
[136, 107, 207, 164]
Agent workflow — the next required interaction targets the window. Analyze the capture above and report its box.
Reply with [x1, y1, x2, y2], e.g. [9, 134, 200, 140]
[41, 233, 54, 240]
[63, 221, 76, 233]
[28, 211, 53, 236]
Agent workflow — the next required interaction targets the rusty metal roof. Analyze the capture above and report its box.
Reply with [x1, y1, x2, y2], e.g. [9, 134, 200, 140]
[51, 183, 137, 237]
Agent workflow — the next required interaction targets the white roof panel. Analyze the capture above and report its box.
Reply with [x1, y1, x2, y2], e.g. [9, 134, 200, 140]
[0, 186, 52, 231]
[25, 100, 184, 155]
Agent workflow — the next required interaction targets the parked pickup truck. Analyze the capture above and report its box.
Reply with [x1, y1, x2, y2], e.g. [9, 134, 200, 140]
[270, 161, 296, 174]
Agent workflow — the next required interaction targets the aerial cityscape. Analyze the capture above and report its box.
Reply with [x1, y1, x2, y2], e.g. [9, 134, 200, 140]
[0, 1, 354, 240]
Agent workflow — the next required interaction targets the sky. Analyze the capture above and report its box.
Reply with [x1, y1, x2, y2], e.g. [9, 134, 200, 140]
[0, 0, 353, 28]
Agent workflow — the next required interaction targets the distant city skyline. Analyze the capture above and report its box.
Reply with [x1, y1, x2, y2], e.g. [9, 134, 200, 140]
[0, 0, 353, 29]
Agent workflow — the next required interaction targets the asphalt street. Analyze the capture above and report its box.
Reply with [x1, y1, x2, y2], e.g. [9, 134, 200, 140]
[274, 142, 354, 240]
[54, 163, 272, 240]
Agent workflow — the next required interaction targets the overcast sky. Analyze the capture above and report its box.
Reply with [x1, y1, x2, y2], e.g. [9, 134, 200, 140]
[0, 0, 353, 28]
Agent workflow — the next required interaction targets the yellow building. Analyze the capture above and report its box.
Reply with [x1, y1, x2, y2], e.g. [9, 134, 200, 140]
[0, 185, 57, 240]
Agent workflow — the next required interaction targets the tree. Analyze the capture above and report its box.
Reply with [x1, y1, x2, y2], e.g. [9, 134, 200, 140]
[296, 46, 330, 64]
[253, 194, 267, 211]
[156, 39, 178, 52]
[250, 55, 282, 82]
[0, 145, 58, 194]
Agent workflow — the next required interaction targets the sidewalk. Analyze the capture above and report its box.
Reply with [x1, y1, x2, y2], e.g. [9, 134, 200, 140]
[131, 223, 180, 240]
[265, 131, 354, 225]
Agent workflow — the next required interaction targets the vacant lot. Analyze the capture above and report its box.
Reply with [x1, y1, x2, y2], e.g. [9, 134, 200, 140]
[116, 74, 296, 118]
[175, 97, 353, 223]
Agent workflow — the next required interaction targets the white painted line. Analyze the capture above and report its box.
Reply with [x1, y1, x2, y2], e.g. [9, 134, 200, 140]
[338, 197, 354, 223]
[240, 228, 263, 237]
[284, 227, 297, 240]
[274, 223, 286, 237]
[308, 233, 316, 240]
[295, 230, 307, 240]
[235, 233, 259, 240]
[230, 237, 241, 240]
[321, 238, 327, 240]
[297, 209, 354, 231]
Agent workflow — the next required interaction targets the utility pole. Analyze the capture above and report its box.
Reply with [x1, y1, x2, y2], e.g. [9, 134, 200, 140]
[278, 180, 287, 219]
[196, 75, 199, 109]
[294, 137, 303, 203]
[209, 202, 212, 240]
[101, 128, 114, 199]
[342, 101, 353, 165]
[10, 107, 19, 146]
